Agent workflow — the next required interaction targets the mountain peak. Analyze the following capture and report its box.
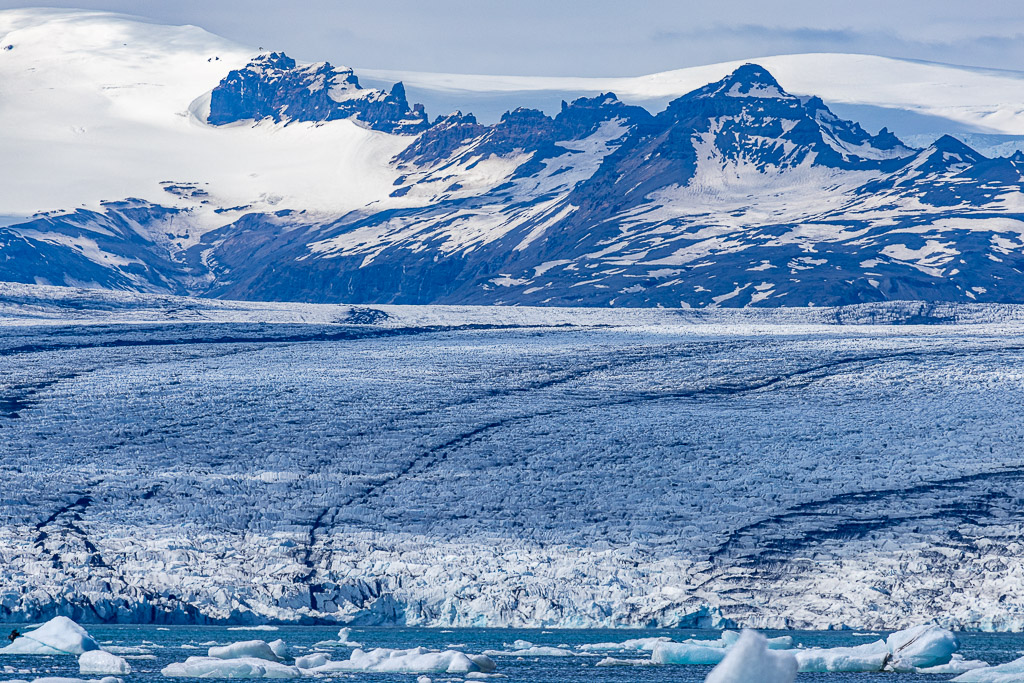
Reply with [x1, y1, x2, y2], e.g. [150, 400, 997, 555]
[207, 52, 429, 134]
[713, 63, 787, 98]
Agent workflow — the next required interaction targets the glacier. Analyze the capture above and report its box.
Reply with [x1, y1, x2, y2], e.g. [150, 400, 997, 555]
[2, 285, 1024, 630]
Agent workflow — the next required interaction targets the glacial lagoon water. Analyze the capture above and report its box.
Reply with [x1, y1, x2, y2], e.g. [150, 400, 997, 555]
[2, 625, 1024, 682]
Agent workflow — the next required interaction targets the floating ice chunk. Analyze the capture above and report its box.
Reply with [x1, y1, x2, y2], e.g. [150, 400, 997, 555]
[953, 656, 1024, 681]
[705, 630, 797, 683]
[228, 626, 278, 632]
[416, 677, 431, 683]
[162, 656, 301, 678]
[102, 647, 150, 655]
[685, 631, 792, 650]
[795, 640, 890, 672]
[483, 646, 575, 657]
[886, 624, 958, 670]
[335, 628, 361, 647]
[293, 653, 328, 669]
[79, 651, 131, 675]
[651, 642, 727, 666]
[313, 628, 362, 648]
[595, 656, 656, 666]
[579, 637, 672, 652]
[305, 647, 496, 674]
[465, 673, 507, 679]
[209, 640, 282, 662]
[267, 640, 290, 661]
[0, 618, 100, 656]
[918, 654, 988, 674]
[508, 640, 533, 650]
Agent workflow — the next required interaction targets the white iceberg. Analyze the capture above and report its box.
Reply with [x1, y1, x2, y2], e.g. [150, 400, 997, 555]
[918, 654, 988, 675]
[483, 646, 575, 657]
[595, 656, 656, 666]
[78, 651, 131, 675]
[886, 624, 958, 670]
[209, 640, 282, 662]
[313, 627, 362, 648]
[796, 623, 959, 673]
[162, 656, 301, 678]
[651, 642, 727, 666]
[579, 637, 672, 652]
[293, 653, 328, 669]
[700, 631, 792, 650]
[795, 641, 890, 672]
[267, 640, 290, 661]
[705, 630, 797, 683]
[305, 647, 496, 674]
[953, 656, 1024, 681]
[0, 618, 100, 656]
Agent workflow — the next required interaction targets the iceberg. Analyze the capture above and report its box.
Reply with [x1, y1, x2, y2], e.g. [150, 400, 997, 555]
[795, 641, 890, 672]
[0, 618, 100, 656]
[953, 656, 1024, 681]
[886, 623, 958, 670]
[706, 630, 797, 683]
[267, 640, 290, 661]
[579, 637, 672, 652]
[796, 624, 959, 673]
[595, 656, 656, 666]
[209, 640, 282, 662]
[651, 642, 727, 666]
[482, 646, 575, 657]
[293, 653, 328, 669]
[918, 654, 988, 675]
[305, 647, 496, 674]
[313, 627, 362, 648]
[162, 656, 301, 678]
[78, 651, 131, 675]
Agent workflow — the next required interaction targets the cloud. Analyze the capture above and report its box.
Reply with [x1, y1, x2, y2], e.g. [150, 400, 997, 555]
[652, 24, 865, 47]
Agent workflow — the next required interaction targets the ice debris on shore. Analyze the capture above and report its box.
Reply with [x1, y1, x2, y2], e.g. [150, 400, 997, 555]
[0, 618, 99, 656]
[706, 630, 798, 683]
[78, 651, 131, 676]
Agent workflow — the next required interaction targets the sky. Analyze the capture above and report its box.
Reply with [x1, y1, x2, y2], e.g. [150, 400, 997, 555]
[2, 0, 1023, 76]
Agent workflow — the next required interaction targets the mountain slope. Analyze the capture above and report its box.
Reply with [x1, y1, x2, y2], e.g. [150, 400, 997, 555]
[358, 53, 1024, 145]
[0, 9, 1023, 307]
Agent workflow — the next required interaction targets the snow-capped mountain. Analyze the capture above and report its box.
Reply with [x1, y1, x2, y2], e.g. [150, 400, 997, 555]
[1, 9, 1023, 307]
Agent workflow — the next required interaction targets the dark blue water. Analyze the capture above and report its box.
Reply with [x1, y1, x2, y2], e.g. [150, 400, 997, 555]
[2, 625, 1022, 682]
